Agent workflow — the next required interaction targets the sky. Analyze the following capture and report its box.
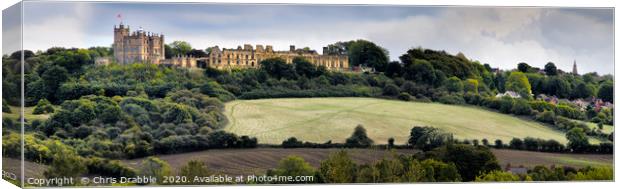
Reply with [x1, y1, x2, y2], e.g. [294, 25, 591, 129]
[3, 2, 614, 74]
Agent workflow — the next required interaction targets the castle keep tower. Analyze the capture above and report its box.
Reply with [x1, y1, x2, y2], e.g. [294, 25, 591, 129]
[113, 24, 165, 64]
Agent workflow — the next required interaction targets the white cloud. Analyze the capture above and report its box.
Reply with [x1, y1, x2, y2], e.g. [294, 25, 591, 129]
[17, 4, 613, 74]
[22, 3, 94, 51]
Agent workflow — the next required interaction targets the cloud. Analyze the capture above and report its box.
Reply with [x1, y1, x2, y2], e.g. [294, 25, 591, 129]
[22, 2, 95, 51]
[15, 3, 614, 74]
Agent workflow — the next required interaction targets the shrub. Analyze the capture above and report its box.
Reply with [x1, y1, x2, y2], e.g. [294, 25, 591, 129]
[397, 92, 413, 101]
[383, 84, 400, 96]
[511, 99, 532, 115]
[438, 94, 465, 105]
[33, 99, 55, 114]
[535, 110, 556, 124]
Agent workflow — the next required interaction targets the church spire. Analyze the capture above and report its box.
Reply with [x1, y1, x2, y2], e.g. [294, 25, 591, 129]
[572, 59, 578, 75]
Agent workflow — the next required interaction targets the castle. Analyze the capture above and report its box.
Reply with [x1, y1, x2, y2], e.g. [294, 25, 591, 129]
[110, 24, 349, 71]
[113, 24, 165, 64]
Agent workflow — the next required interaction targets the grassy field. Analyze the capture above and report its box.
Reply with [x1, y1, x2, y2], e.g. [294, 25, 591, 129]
[224, 97, 603, 144]
[121, 148, 613, 176]
[3, 106, 53, 122]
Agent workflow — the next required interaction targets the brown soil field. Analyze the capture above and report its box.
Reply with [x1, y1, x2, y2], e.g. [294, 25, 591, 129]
[122, 148, 613, 176]
[5, 148, 611, 179]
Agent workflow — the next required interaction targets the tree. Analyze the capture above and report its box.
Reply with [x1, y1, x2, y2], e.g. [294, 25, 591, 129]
[464, 79, 479, 94]
[347, 40, 389, 72]
[2, 99, 10, 113]
[188, 49, 207, 57]
[140, 157, 171, 184]
[505, 72, 531, 97]
[43, 141, 87, 179]
[404, 59, 437, 85]
[270, 156, 316, 183]
[260, 57, 297, 80]
[385, 61, 403, 77]
[420, 159, 461, 182]
[179, 160, 211, 184]
[445, 76, 463, 93]
[475, 170, 520, 181]
[427, 144, 501, 181]
[517, 62, 531, 73]
[293, 57, 318, 78]
[408, 126, 450, 151]
[169, 41, 192, 57]
[33, 98, 55, 114]
[41, 65, 69, 103]
[345, 125, 374, 147]
[546, 77, 571, 98]
[566, 128, 589, 152]
[494, 139, 504, 148]
[597, 82, 613, 103]
[509, 138, 524, 150]
[319, 151, 356, 183]
[571, 82, 595, 99]
[544, 62, 558, 76]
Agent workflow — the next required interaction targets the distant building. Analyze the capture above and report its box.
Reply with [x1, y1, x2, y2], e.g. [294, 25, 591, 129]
[206, 44, 349, 71]
[111, 23, 349, 71]
[572, 60, 578, 75]
[113, 24, 165, 64]
[496, 91, 521, 99]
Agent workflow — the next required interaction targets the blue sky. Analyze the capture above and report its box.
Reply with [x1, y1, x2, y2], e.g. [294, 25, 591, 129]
[4, 2, 614, 74]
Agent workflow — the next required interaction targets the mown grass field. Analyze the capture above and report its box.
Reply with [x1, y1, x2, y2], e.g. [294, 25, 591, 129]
[224, 97, 604, 144]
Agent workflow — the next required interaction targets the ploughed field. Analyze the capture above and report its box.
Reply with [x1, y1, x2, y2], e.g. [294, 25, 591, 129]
[121, 148, 613, 176]
[8, 148, 612, 179]
[224, 97, 603, 144]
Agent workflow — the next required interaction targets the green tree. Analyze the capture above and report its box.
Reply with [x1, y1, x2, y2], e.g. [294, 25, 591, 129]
[169, 41, 192, 56]
[179, 160, 211, 184]
[319, 151, 356, 183]
[270, 156, 316, 183]
[505, 71, 531, 97]
[3, 99, 11, 113]
[546, 77, 571, 98]
[43, 141, 87, 180]
[517, 62, 531, 73]
[428, 144, 501, 181]
[566, 127, 589, 152]
[475, 170, 520, 181]
[345, 125, 374, 147]
[293, 57, 318, 78]
[33, 98, 55, 114]
[421, 159, 461, 182]
[347, 40, 389, 72]
[41, 65, 69, 103]
[597, 81, 613, 103]
[544, 62, 558, 76]
[464, 79, 479, 94]
[140, 157, 171, 184]
[571, 82, 595, 99]
[445, 76, 463, 93]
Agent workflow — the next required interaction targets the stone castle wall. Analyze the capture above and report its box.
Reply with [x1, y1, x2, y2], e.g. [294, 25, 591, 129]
[112, 25, 349, 71]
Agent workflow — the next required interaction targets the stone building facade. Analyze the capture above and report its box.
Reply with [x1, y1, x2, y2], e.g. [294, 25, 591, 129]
[111, 24, 349, 71]
[113, 24, 165, 64]
[206, 44, 349, 71]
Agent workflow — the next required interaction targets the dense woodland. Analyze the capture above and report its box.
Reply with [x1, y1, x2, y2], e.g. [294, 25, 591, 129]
[1, 39, 614, 184]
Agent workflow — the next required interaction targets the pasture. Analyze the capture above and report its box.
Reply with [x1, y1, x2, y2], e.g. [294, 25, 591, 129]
[224, 97, 603, 144]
